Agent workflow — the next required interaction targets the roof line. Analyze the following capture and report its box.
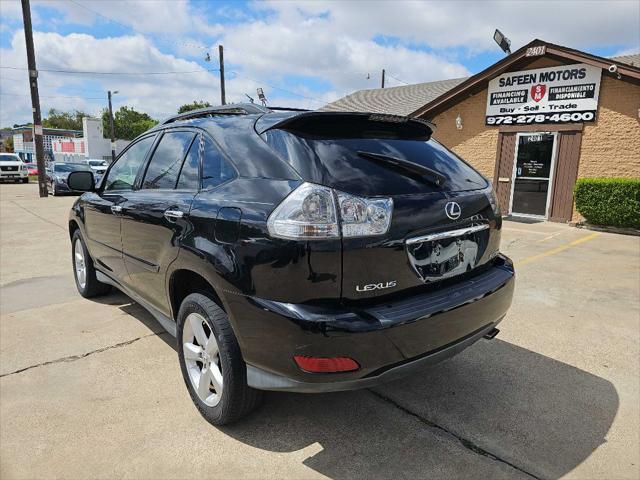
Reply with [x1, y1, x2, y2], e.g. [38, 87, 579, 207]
[410, 38, 640, 119]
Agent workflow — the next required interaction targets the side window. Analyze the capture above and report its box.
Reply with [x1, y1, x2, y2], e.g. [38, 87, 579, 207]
[176, 135, 200, 190]
[202, 137, 236, 189]
[141, 131, 195, 190]
[104, 135, 155, 191]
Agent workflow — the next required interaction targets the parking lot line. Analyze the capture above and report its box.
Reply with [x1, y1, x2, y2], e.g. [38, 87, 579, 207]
[534, 231, 566, 243]
[514, 232, 600, 267]
[502, 227, 551, 235]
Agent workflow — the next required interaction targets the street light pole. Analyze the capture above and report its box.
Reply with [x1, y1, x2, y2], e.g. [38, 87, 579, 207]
[107, 90, 117, 163]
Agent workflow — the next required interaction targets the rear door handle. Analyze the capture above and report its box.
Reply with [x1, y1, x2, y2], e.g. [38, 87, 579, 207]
[164, 209, 185, 221]
[111, 205, 123, 214]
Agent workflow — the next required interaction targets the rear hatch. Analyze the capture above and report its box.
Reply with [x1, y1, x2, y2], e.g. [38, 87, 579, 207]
[257, 112, 501, 303]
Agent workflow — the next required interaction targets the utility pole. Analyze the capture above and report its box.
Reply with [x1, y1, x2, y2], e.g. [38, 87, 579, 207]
[107, 90, 116, 163]
[218, 45, 226, 105]
[21, 0, 47, 197]
[381, 69, 385, 88]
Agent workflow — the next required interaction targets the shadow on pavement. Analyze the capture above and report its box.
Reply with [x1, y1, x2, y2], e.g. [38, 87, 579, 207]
[221, 339, 618, 480]
[100, 293, 618, 479]
[93, 291, 178, 351]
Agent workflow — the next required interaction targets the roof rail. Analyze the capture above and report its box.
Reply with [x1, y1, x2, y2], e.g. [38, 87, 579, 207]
[267, 106, 311, 112]
[160, 103, 270, 125]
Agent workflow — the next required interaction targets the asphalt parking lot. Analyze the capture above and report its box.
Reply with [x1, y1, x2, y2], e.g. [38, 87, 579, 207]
[1, 182, 638, 480]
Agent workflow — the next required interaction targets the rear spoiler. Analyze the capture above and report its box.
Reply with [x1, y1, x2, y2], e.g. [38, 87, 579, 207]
[256, 111, 436, 141]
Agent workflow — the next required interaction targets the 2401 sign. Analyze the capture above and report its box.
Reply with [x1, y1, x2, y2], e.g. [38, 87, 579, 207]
[486, 111, 596, 125]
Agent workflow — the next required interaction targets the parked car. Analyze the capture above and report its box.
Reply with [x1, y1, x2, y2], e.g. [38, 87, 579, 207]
[83, 159, 109, 185]
[0, 153, 29, 183]
[85, 159, 108, 175]
[67, 104, 514, 425]
[24, 162, 38, 176]
[47, 162, 95, 196]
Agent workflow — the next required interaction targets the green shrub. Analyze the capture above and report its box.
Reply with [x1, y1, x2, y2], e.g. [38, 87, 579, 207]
[574, 178, 640, 228]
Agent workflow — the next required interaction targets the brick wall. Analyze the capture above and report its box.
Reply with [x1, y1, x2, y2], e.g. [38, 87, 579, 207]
[429, 89, 498, 178]
[579, 76, 640, 178]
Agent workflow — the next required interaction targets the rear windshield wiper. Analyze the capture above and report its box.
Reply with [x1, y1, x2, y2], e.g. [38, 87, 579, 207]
[357, 151, 446, 188]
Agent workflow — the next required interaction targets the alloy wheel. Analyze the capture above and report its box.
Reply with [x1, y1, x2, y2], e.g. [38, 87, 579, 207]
[182, 312, 223, 407]
[74, 240, 87, 289]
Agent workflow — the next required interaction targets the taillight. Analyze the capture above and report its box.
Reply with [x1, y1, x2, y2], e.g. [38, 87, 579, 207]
[267, 182, 393, 240]
[337, 191, 392, 237]
[293, 355, 360, 373]
[484, 185, 500, 216]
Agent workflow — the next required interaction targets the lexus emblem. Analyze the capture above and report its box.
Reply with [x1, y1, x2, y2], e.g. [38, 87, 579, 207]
[445, 201, 462, 220]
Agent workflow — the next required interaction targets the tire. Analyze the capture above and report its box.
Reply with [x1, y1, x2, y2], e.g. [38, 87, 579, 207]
[177, 293, 263, 425]
[71, 229, 111, 298]
[22, 178, 28, 184]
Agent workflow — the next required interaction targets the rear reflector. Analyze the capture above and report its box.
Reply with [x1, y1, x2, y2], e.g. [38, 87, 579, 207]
[293, 355, 360, 373]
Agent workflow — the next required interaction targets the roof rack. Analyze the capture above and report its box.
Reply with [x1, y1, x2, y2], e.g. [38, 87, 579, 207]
[159, 103, 313, 125]
[160, 103, 270, 125]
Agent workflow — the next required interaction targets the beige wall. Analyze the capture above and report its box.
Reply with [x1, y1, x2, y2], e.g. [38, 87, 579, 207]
[428, 59, 640, 223]
[579, 76, 640, 178]
[430, 89, 498, 178]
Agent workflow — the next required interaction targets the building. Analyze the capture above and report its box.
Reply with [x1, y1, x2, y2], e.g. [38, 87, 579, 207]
[12, 125, 82, 162]
[323, 39, 640, 223]
[51, 117, 129, 163]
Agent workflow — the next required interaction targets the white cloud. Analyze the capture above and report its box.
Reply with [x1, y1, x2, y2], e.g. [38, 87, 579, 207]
[216, 11, 470, 101]
[32, 0, 220, 38]
[261, 0, 640, 52]
[0, 29, 330, 126]
[0, 30, 223, 125]
[1, 0, 638, 127]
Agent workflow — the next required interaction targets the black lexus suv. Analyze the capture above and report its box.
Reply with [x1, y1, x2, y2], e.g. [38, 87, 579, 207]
[67, 104, 514, 425]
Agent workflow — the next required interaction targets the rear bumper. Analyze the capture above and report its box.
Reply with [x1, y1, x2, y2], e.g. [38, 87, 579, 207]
[226, 255, 515, 392]
[247, 322, 501, 392]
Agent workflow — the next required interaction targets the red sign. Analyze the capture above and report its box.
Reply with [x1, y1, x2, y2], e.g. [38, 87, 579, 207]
[530, 84, 546, 102]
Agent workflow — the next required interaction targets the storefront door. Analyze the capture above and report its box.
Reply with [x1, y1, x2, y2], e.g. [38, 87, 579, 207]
[510, 132, 557, 218]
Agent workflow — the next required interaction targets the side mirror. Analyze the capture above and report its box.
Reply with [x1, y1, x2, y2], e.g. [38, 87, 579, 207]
[67, 171, 96, 192]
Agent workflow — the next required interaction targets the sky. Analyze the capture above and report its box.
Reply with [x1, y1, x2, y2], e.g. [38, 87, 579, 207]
[1, 0, 639, 127]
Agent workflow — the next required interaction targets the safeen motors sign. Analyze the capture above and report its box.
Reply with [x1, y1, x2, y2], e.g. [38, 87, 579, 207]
[486, 63, 602, 125]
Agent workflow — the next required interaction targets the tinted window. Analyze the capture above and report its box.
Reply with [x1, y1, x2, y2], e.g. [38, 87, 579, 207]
[202, 137, 236, 189]
[263, 129, 488, 196]
[176, 135, 200, 190]
[142, 131, 195, 190]
[104, 136, 155, 191]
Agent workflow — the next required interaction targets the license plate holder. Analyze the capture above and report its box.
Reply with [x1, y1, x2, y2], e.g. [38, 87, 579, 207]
[406, 224, 489, 283]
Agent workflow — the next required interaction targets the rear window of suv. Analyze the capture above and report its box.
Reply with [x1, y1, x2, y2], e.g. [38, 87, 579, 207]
[262, 129, 488, 197]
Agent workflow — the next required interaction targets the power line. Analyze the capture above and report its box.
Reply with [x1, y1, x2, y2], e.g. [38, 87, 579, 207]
[386, 73, 409, 85]
[1, 75, 107, 93]
[228, 71, 325, 105]
[1, 65, 218, 75]
[67, 0, 209, 53]
[1, 92, 104, 100]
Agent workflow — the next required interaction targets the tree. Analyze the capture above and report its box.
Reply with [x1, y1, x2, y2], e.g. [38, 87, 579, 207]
[2, 136, 13, 153]
[178, 101, 212, 114]
[42, 108, 88, 131]
[101, 106, 158, 141]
